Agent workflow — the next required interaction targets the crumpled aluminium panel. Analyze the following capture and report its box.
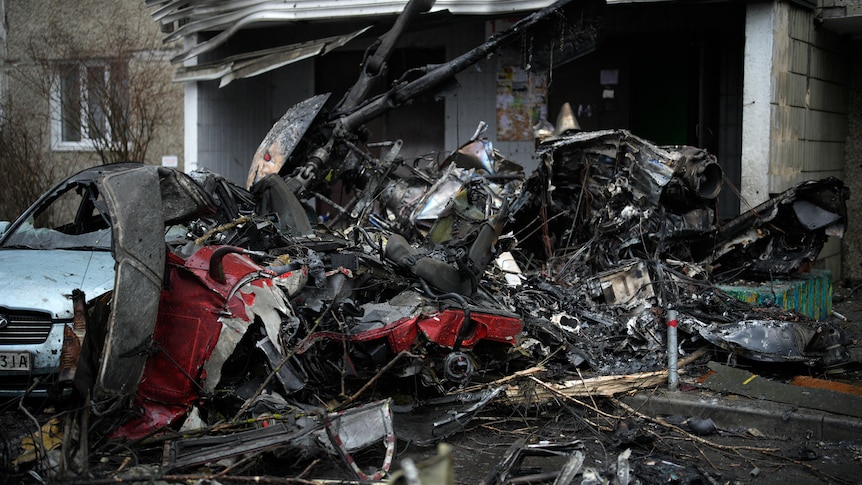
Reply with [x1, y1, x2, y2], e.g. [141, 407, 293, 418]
[109, 245, 296, 440]
[513, 130, 847, 285]
[698, 177, 848, 282]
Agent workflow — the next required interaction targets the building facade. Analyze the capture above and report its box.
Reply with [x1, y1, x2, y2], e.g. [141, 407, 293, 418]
[0, 0, 184, 185]
[2, 0, 860, 281]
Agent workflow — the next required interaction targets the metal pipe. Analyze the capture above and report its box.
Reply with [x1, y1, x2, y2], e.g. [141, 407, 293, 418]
[667, 309, 679, 392]
[208, 246, 246, 283]
[337, 0, 577, 133]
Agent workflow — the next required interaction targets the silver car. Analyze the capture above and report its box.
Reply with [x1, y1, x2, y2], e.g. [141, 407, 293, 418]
[0, 162, 219, 398]
[0, 164, 138, 396]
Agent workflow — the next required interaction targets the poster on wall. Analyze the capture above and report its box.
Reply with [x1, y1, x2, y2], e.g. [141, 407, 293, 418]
[488, 19, 548, 142]
[496, 66, 547, 141]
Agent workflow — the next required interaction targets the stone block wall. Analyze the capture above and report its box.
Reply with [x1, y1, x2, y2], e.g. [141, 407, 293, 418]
[769, 3, 848, 193]
[841, 52, 862, 282]
[764, 2, 850, 280]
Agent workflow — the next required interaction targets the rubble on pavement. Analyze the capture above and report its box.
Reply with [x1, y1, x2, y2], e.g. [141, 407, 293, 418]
[2, 0, 859, 483]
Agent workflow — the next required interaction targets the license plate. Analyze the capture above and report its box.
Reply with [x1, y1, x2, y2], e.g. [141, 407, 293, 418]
[0, 351, 31, 371]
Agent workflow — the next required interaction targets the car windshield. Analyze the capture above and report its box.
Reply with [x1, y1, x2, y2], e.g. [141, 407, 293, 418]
[1, 181, 112, 250]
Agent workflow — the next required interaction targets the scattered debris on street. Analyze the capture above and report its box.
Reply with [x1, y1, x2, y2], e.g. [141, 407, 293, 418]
[2, 0, 860, 483]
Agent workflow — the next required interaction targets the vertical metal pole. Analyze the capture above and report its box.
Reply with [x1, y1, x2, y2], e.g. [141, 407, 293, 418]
[667, 309, 679, 392]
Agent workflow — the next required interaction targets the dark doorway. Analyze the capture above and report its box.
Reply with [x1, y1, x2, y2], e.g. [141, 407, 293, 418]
[629, 34, 700, 147]
[546, 2, 744, 217]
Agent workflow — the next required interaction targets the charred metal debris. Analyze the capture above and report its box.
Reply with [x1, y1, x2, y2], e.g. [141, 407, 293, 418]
[3, 0, 857, 482]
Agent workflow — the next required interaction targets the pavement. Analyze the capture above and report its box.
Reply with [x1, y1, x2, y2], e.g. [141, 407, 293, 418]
[620, 288, 862, 441]
[623, 386, 862, 442]
[4, 284, 862, 484]
[599, 293, 862, 484]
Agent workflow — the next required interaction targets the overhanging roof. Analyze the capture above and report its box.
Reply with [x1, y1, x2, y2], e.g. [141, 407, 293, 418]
[147, 0, 561, 64]
[818, 2, 862, 39]
[174, 27, 372, 86]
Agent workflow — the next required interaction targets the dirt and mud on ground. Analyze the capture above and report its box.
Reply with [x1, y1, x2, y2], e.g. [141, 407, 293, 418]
[384, 313, 862, 485]
[1, 297, 861, 484]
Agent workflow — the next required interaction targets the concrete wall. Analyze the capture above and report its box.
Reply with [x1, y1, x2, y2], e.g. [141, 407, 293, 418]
[743, 0, 850, 279]
[842, 51, 862, 282]
[2, 0, 184, 180]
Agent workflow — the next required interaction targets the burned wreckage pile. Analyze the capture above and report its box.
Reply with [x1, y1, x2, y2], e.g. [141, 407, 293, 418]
[7, 126, 853, 483]
[3, 0, 856, 483]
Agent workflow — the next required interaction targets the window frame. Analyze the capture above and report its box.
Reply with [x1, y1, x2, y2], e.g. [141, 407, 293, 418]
[50, 60, 126, 152]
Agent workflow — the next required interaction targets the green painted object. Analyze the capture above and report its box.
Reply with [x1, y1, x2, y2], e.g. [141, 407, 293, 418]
[718, 270, 832, 321]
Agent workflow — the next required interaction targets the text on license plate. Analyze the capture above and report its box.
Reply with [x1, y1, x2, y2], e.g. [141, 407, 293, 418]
[0, 352, 31, 371]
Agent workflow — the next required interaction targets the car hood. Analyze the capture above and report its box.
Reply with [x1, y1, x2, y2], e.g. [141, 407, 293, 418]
[0, 249, 115, 319]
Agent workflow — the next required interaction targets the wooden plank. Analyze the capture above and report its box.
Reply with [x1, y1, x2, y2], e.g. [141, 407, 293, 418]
[791, 375, 862, 396]
[506, 370, 670, 402]
[506, 347, 709, 404]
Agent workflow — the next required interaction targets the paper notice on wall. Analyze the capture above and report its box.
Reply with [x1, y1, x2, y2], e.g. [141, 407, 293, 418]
[496, 66, 547, 142]
[488, 19, 548, 142]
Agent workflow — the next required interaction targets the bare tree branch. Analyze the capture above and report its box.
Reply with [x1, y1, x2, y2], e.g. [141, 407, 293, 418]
[8, 4, 181, 166]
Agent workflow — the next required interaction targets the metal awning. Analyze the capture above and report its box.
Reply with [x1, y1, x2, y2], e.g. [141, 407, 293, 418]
[817, 1, 862, 39]
[145, 0, 560, 84]
[174, 27, 371, 87]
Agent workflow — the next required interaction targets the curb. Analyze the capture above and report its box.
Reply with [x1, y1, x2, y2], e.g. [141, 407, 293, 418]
[621, 389, 862, 442]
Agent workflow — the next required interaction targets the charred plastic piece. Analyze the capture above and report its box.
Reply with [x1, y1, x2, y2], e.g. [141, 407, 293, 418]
[385, 186, 509, 296]
[697, 177, 848, 281]
[386, 233, 473, 295]
[252, 174, 313, 236]
[165, 399, 395, 480]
